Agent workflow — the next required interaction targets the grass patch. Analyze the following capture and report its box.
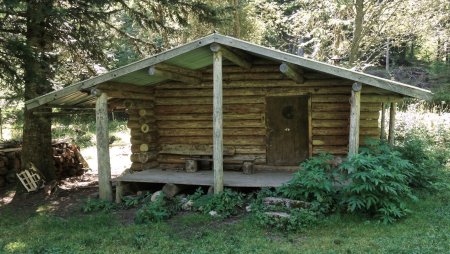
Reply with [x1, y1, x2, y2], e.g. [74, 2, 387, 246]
[0, 189, 449, 253]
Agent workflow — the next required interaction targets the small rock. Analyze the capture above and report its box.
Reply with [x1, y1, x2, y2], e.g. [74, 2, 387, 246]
[245, 205, 252, 212]
[209, 210, 218, 217]
[151, 190, 163, 202]
[182, 200, 194, 211]
[207, 186, 214, 195]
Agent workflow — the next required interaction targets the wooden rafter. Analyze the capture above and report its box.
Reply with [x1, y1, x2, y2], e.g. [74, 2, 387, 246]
[148, 66, 201, 84]
[279, 62, 304, 83]
[210, 43, 252, 69]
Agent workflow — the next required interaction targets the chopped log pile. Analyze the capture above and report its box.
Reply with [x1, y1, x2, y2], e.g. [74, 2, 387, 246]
[0, 140, 89, 188]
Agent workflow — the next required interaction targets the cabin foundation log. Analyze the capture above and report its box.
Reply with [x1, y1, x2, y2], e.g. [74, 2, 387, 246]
[96, 93, 113, 201]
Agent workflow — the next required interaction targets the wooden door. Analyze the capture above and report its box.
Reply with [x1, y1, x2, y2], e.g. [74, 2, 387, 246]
[266, 96, 309, 165]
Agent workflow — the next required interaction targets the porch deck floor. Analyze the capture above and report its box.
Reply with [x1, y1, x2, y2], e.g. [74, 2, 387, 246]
[113, 169, 294, 187]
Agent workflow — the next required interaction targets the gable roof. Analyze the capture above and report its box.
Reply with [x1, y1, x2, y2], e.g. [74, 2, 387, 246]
[25, 33, 432, 109]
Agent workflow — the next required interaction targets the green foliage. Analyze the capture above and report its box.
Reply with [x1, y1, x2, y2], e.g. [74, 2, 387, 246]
[338, 140, 417, 223]
[189, 188, 244, 218]
[122, 192, 152, 209]
[280, 153, 336, 213]
[81, 199, 117, 213]
[134, 194, 180, 224]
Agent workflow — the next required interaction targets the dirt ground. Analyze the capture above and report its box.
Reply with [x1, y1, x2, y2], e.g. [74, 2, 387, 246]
[0, 144, 132, 221]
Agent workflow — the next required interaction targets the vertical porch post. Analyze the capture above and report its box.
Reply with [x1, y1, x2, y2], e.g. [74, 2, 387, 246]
[210, 43, 224, 193]
[96, 92, 113, 201]
[380, 102, 386, 140]
[388, 102, 396, 145]
[348, 83, 362, 157]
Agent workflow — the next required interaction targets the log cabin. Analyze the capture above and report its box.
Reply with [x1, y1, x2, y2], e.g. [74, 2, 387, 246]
[25, 33, 432, 201]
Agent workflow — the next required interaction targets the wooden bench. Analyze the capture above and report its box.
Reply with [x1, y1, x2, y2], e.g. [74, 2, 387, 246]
[183, 156, 254, 174]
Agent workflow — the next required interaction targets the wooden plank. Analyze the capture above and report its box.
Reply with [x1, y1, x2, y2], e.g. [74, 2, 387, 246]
[212, 48, 224, 193]
[235, 145, 266, 154]
[312, 146, 348, 155]
[211, 43, 252, 69]
[113, 169, 294, 188]
[312, 111, 379, 120]
[96, 93, 112, 201]
[348, 83, 362, 157]
[279, 62, 304, 83]
[313, 127, 379, 136]
[312, 119, 377, 128]
[313, 136, 349, 146]
[148, 66, 201, 84]
[388, 102, 396, 145]
[312, 102, 381, 112]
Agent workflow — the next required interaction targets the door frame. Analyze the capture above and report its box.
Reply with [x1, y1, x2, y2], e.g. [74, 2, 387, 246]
[265, 94, 313, 165]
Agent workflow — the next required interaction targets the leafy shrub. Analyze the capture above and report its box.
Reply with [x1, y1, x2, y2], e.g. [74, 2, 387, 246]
[122, 192, 152, 209]
[81, 199, 117, 213]
[189, 188, 244, 218]
[134, 193, 180, 223]
[280, 153, 337, 213]
[396, 133, 450, 190]
[338, 140, 417, 223]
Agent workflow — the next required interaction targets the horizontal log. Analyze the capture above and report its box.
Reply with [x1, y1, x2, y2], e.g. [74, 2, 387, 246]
[155, 113, 263, 121]
[123, 100, 154, 109]
[313, 146, 348, 155]
[130, 152, 158, 163]
[138, 109, 154, 117]
[158, 128, 266, 137]
[131, 144, 158, 153]
[130, 161, 159, 171]
[128, 115, 156, 124]
[157, 154, 267, 164]
[313, 127, 379, 136]
[130, 128, 157, 136]
[312, 119, 378, 128]
[234, 145, 266, 154]
[312, 103, 381, 112]
[159, 136, 266, 146]
[312, 94, 403, 103]
[155, 104, 264, 114]
[127, 121, 157, 130]
[312, 111, 380, 120]
[130, 135, 157, 144]
[312, 136, 348, 146]
[155, 96, 264, 106]
[100, 90, 154, 100]
[99, 82, 155, 94]
[159, 144, 236, 156]
[157, 120, 265, 129]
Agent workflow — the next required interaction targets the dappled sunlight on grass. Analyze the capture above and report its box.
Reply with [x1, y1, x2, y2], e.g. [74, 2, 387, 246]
[4, 241, 27, 252]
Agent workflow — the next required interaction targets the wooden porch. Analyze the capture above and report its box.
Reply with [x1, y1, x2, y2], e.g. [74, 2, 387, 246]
[113, 169, 294, 188]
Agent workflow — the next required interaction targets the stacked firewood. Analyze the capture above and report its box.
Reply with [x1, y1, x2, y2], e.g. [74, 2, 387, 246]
[0, 146, 21, 187]
[0, 141, 89, 187]
[52, 141, 89, 179]
[124, 96, 159, 172]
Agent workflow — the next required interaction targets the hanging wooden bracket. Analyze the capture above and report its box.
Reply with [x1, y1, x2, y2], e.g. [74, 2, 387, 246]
[210, 43, 252, 69]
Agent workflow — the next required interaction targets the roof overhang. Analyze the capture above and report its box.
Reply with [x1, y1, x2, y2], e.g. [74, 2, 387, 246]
[25, 33, 432, 110]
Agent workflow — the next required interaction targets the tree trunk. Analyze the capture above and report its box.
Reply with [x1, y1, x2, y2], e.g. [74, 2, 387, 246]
[232, 0, 241, 38]
[349, 0, 364, 65]
[21, 0, 57, 181]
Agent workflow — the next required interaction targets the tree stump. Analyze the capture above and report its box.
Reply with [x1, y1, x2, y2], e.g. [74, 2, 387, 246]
[185, 159, 198, 173]
[242, 161, 254, 175]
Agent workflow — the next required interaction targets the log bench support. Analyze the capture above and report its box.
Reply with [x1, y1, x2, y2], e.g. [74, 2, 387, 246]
[348, 83, 362, 157]
[96, 92, 113, 201]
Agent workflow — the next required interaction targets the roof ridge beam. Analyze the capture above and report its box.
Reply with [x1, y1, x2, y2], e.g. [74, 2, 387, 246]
[210, 43, 252, 69]
[279, 62, 304, 84]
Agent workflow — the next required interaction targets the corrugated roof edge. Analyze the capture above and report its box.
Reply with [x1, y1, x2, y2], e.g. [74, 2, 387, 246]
[26, 33, 432, 110]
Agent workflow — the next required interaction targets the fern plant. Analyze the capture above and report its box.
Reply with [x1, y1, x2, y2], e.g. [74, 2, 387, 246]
[339, 140, 417, 223]
[280, 153, 337, 213]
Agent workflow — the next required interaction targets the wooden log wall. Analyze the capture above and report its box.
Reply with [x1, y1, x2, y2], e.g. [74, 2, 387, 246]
[153, 63, 390, 169]
[123, 93, 159, 172]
